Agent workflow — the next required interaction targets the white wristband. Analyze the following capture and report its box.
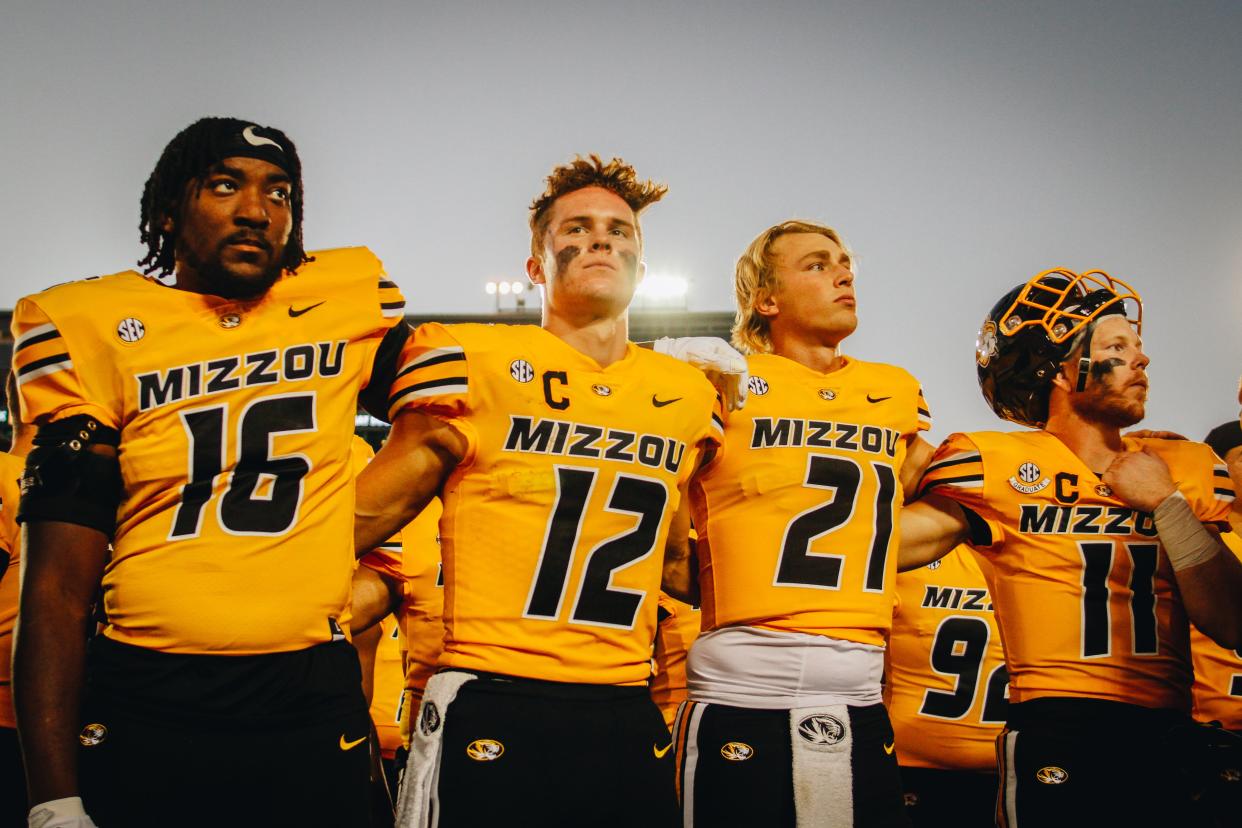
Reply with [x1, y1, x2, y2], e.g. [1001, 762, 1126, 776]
[1153, 490, 1221, 572]
[29, 797, 95, 828]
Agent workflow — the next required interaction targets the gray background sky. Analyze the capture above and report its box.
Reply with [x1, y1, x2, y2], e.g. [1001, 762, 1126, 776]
[4, 1, 1239, 442]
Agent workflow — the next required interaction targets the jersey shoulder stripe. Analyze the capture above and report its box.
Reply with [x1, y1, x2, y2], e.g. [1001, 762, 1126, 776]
[388, 323, 471, 418]
[920, 434, 986, 496]
[11, 294, 117, 425]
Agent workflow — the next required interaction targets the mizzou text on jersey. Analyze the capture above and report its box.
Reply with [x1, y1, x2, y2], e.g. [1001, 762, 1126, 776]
[887, 545, 1008, 771]
[11, 248, 405, 654]
[920, 431, 1235, 710]
[691, 353, 930, 644]
[387, 322, 721, 686]
[1191, 532, 1242, 730]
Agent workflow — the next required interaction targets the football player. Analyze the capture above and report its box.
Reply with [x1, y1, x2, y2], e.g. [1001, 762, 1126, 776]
[11, 117, 410, 828]
[900, 269, 1242, 826]
[886, 546, 1008, 827]
[355, 155, 726, 827]
[1185, 419, 1242, 827]
[1194, 416, 1242, 731]
[675, 219, 933, 827]
[1, 375, 32, 826]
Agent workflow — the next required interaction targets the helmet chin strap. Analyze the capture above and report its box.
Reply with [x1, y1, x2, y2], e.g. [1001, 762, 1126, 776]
[1074, 322, 1095, 392]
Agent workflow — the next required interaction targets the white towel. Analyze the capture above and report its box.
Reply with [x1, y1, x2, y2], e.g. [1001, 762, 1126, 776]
[789, 703, 854, 828]
[395, 671, 477, 828]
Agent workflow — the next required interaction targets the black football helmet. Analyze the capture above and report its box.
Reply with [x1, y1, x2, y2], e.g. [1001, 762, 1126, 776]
[976, 268, 1142, 428]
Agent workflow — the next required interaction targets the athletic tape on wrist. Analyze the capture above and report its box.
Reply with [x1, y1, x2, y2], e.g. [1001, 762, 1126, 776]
[1153, 490, 1220, 572]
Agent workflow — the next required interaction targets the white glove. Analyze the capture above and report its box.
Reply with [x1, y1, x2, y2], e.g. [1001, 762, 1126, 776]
[28, 798, 98, 828]
[653, 337, 749, 412]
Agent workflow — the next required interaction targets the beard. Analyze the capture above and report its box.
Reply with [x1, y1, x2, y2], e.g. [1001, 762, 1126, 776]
[1070, 374, 1146, 428]
[183, 246, 283, 300]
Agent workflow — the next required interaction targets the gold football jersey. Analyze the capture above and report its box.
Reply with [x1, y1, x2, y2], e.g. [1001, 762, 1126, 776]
[1191, 532, 1242, 729]
[0, 452, 22, 728]
[10, 248, 406, 654]
[691, 353, 930, 647]
[650, 593, 701, 728]
[388, 323, 721, 686]
[921, 432, 1234, 710]
[886, 546, 1007, 770]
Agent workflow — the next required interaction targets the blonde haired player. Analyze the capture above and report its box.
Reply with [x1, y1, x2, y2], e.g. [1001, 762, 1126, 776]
[675, 219, 934, 827]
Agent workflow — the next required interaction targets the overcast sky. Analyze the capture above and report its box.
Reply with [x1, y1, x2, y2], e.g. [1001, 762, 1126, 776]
[4, 1, 1239, 441]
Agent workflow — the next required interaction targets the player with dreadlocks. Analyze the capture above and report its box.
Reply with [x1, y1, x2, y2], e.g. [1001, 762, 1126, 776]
[136, 117, 311, 292]
[897, 269, 1242, 827]
[11, 116, 410, 827]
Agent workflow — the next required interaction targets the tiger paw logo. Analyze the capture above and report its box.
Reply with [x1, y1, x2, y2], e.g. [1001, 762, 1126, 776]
[797, 714, 846, 746]
[1036, 766, 1069, 785]
[720, 741, 754, 761]
[1008, 461, 1050, 494]
[466, 738, 504, 761]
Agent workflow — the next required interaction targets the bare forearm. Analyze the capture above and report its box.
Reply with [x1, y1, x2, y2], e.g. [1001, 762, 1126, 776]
[350, 566, 401, 635]
[897, 495, 969, 571]
[14, 583, 94, 803]
[661, 541, 699, 606]
[1175, 548, 1242, 650]
[354, 411, 461, 555]
[354, 622, 383, 706]
[15, 521, 109, 805]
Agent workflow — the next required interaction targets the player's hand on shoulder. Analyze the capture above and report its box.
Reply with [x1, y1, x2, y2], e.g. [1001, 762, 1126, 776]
[1102, 448, 1177, 512]
[28, 797, 98, 828]
[653, 336, 749, 411]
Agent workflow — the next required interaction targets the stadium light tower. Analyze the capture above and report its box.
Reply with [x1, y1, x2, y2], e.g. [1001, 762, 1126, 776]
[485, 279, 531, 312]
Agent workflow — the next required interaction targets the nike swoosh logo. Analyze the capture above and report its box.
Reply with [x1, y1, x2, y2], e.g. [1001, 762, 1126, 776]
[866, 395, 892, 403]
[289, 301, 326, 317]
[654, 742, 673, 759]
[340, 734, 368, 751]
[652, 395, 683, 408]
[883, 741, 895, 755]
[243, 125, 282, 149]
